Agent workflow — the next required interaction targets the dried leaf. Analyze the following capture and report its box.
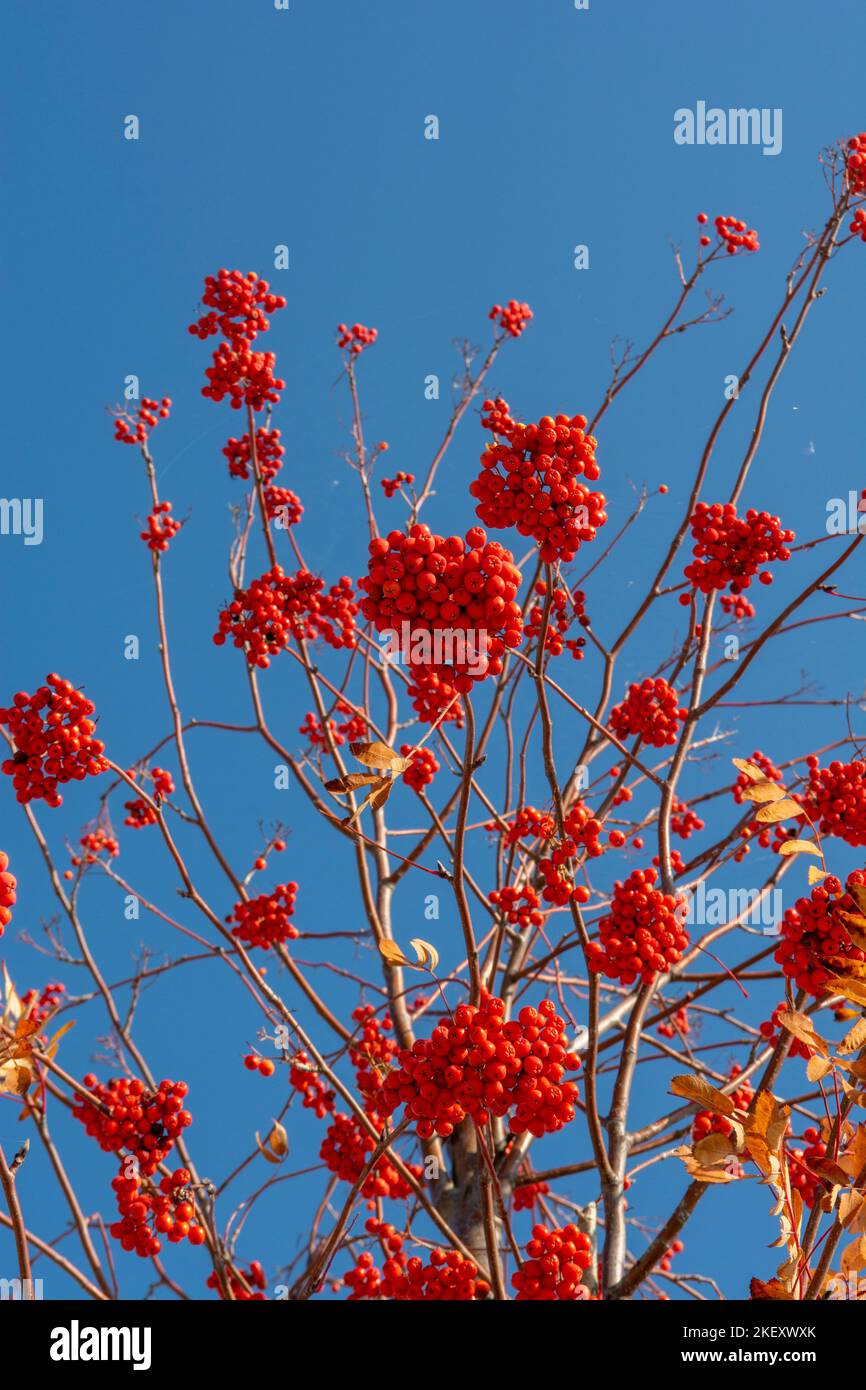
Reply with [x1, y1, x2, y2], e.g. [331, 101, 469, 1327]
[741, 782, 787, 804]
[350, 741, 407, 772]
[808, 865, 829, 885]
[775, 1010, 827, 1056]
[806, 1054, 834, 1082]
[732, 759, 771, 783]
[829, 976, 866, 1008]
[749, 1276, 793, 1300]
[839, 912, 866, 955]
[840, 1234, 866, 1274]
[255, 1131, 282, 1165]
[379, 940, 409, 967]
[324, 773, 381, 794]
[267, 1120, 289, 1157]
[409, 938, 440, 972]
[840, 1017, 866, 1056]
[778, 838, 822, 858]
[670, 1074, 735, 1116]
[369, 781, 393, 811]
[755, 798, 804, 824]
[850, 884, 866, 917]
[0, 1061, 32, 1097]
[693, 1133, 736, 1165]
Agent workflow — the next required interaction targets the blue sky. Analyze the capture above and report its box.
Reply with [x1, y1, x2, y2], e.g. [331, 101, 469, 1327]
[1, 0, 865, 1300]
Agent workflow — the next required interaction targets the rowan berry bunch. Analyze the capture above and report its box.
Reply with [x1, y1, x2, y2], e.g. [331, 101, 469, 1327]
[0, 851, 16, 933]
[123, 767, 175, 828]
[243, 1053, 275, 1077]
[803, 756, 866, 847]
[381, 471, 414, 498]
[319, 1111, 415, 1201]
[0, 675, 107, 807]
[19, 980, 64, 1028]
[73, 1076, 191, 1177]
[140, 501, 181, 552]
[228, 881, 299, 950]
[609, 677, 688, 748]
[657, 1005, 690, 1040]
[774, 871, 866, 994]
[851, 208, 866, 241]
[399, 744, 439, 792]
[587, 867, 688, 986]
[344, 1239, 491, 1301]
[299, 701, 367, 749]
[489, 300, 533, 338]
[790, 1129, 829, 1209]
[359, 524, 524, 703]
[691, 1065, 753, 1141]
[265, 485, 303, 525]
[336, 322, 377, 354]
[405, 669, 465, 727]
[682, 502, 794, 599]
[658, 1239, 685, 1274]
[207, 1260, 268, 1301]
[110, 1166, 204, 1258]
[75, 827, 120, 863]
[214, 567, 358, 667]
[113, 396, 172, 446]
[488, 882, 544, 930]
[525, 580, 589, 659]
[700, 213, 760, 253]
[471, 400, 606, 563]
[846, 133, 866, 194]
[495, 804, 556, 848]
[289, 1051, 335, 1118]
[380, 994, 580, 1140]
[348, 1004, 398, 1113]
[670, 799, 705, 840]
[222, 426, 285, 482]
[189, 269, 287, 411]
[511, 1223, 594, 1300]
[513, 1176, 550, 1212]
[720, 591, 756, 621]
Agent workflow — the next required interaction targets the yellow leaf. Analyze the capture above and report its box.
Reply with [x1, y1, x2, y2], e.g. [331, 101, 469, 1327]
[267, 1120, 289, 1157]
[755, 799, 805, 824]
[806, 1054, 834, 1082]
[775, 1010, 827, 1056]
[840, 1018, 866, 1056]
[732, 759, 771, 782]
[839, 912, 866, 954]
[808, 865, 829, 885]
[778, 838, 822, 858]
[0, 1061, 32, 1097]
[840, 1235, 866, 1274]
[830, 976, 866, 1008]
[692, 1133, 736, 1166]
[742, 782, 787, 804]
[42, 1019, 75, 1060]
[670, 1074, 735, 1116]
[409, 939, 440, 972]
[379, 940, 409, 967]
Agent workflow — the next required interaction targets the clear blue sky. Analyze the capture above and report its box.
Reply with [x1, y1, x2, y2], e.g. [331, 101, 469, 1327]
[1, 0, 864, 1300]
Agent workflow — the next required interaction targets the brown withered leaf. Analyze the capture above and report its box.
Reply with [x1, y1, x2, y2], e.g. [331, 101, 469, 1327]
[840, 1235, 866, 1274]
[254, 1130, 282, 1165]
[266, 1120, 289, 1157]
[775, 1010, 827, 1056]
[349, 741, 407, 772]
[755, 798, 804, 824]
[0, 1061, 32, 1097]
[749, 1276, 793, 1301]
[808, 864, 829, 886]
[778, 838, 822, 858]
[829, 976, 866, 1008]
[840, 1017, 866, 1056]
[324, 773, 381, 794]
[838, 1191, 865, 1231]
[670, 1074, 736, 1116]
[838, 912, 866, 954]
[672, 1144, 737, 1183]
[379, 940, 409, 967]
[408, 939, 440, 972]
[732, 759, 771, 783]
[341, 778, 392, 827]
[741, 781, 787, 804]
[813, 1157, 853, 1187]
[806, 1054, 834, 1082]
[850, 884, 866, 917]
[693, 1133, 737, 1166]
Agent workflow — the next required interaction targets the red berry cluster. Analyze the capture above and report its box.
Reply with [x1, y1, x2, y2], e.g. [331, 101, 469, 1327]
[400, 744, 439, 792]
[73, 1075, 191, 1178]
[381, 471, 414, 498]
[320, 1111, 415, 1201]
[359, 524, 524, 699]
[380, 994, 580, 1140]
[110, 1166, 204, 1258]
[222, 427, 285, 482]
[495, 805, 556, 848]
[691, 1065, 753, 1141]
[758, 1004, 811, 1060]
[587, 867, 688, 986]
[299, 701, 367, 749]
[658, 1239, 685, 1274]
[0, 851, 16, 934]
[228, 881, 299, 950]
[488, 882, 544, 930]
[488, 300, 533, 338]
[189, 269, 286, 411]
[804, 757, 866, 847]
[243, 1053, 275, 1077]
[525, 580, 589, 660]
[214, 567, 358, 667]
[289, 1051, 335, 1118]
[846, 133, 866, 194]
[720, 591, 756, 621]
[709, 214, 760, 253]
[683, 502, 794, 599]
[0, 675, 108, 807]
[123, 767, 175, 828]
[113, 397, 172, 446]
[513, 1176, 550, 1211]
[657, 1005, 690, 1040]
[336, 322, 377, 354]
[671, 799, 705, 841]
[265, 485, 303, 525]
[471, 400, 606, 563]
[19, 981, 64, 1028]
[774, 871, 866, 994]
[405, 669, 466, 728]
[609, 678, 687, 748]
[207, 1260, 267, 1300]
[75, 828, 120, 863]
[851, 208, 866, 242]
[345, 1235, 491, 1301]
[790, 1129, 828, 1208]
[140, 501, 181, 553]
[511, 1224, 594, 1301]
